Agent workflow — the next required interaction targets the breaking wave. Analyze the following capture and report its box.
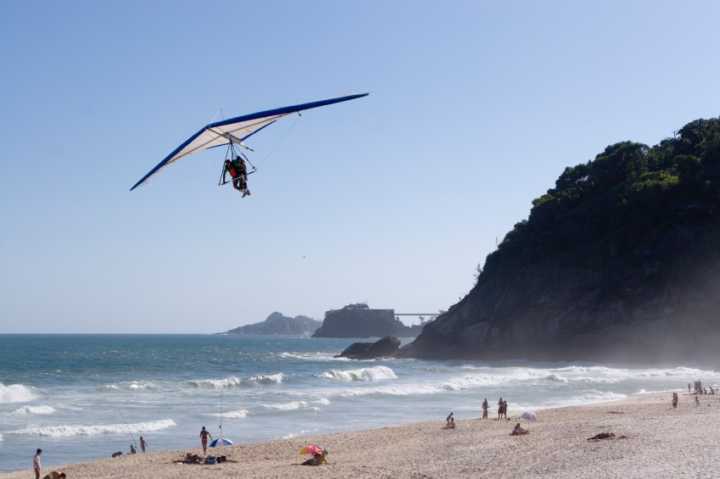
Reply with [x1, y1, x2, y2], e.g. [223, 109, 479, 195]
[442, 365, 720, 391]
[188, 376, 243, 389]
[11, 419, 176, 438]
[279, 352, 351, 362]
[99, 381, 157, 392]
[261, 397, 329, 411]
[327, 383, 442, 398]
[547, 390, 627, 408]
[188, 373, 284, 389]
[262, 401, 311, 411]
[0, 383, 37, 404]
[209, 409, 248, 419]
[320, 366, 397, 382]
[249, 373, 285, 385]
[11, 405, 56, 416]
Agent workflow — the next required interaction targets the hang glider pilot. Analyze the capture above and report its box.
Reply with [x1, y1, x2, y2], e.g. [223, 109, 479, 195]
[223, 155, 251, 197]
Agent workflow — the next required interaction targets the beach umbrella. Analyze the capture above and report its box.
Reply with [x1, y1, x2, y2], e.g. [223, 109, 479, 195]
[299, 444, 324, 456]
[520, 411, 537, 422]
[210, 438, 234, 448]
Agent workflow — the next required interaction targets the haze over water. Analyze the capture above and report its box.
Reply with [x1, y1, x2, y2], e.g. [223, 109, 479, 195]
[1, 334, 715, 472]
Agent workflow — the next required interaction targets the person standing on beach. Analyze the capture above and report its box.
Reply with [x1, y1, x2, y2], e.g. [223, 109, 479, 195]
[497, 398, 503, 420]
[672, 392, 678, 408]
[200, 426, 212, 455]
[33, 449, 42, 479]
[139, 435, 147, 453]
[482, 398, 489, 419]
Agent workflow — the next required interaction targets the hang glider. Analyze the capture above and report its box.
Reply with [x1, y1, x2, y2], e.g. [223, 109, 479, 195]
[129, 93, 368, 192]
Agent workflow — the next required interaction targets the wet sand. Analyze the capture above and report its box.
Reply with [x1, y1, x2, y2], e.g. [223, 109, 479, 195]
[3, 391, 718, 479]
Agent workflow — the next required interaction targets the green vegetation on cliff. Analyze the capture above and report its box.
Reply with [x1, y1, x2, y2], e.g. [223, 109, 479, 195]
[406, 118, 720, 363]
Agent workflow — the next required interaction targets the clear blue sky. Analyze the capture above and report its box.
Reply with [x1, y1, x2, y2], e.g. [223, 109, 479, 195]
[1, 1, 718, 333]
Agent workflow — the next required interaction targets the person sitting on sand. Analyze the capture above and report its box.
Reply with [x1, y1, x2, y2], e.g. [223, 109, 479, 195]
[140, 435, 147, 453]
[42, 472, 66, 479]
[444, 412, 456, 429]
[510, 423, 528, 436]
[445, 411, 456, 428]
[130, 444, 136, 454]
[200, 426, 212, 455]
[672, 392, 678, 408]
[183, 452, 203, 464]
[482, 398, 489, 419]
[302, 449, 328, 466]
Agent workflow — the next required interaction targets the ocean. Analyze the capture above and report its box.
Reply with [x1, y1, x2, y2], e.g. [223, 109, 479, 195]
[0, 334, 716, 472]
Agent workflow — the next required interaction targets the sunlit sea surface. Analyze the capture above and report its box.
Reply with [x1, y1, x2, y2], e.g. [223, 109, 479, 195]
[0, 334, 716, 471]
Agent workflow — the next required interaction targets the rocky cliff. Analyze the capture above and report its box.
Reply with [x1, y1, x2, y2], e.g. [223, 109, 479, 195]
[226, 312, 321, 336]
[403, 118, 720, 364]
[313, 303, 421, 338]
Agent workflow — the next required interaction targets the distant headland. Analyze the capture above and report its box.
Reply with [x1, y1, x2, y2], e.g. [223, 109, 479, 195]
[225, 312, 321, 336]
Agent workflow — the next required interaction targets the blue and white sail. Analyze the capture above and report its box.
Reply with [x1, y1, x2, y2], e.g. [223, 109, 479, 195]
[130, 93, 368, 191]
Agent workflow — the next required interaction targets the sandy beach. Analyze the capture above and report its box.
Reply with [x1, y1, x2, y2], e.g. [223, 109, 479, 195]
[3, 391, 718, 479]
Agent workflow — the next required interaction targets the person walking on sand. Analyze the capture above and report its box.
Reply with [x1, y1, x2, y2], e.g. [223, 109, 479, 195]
[33, 449, 42, 479]
[672, 392, 678, 408]
[482, 398, 489, 419]
[139, 435, 146, 453]
[200, 426, 212, 455]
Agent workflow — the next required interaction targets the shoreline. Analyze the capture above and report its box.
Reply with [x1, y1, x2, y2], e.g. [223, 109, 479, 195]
[5, 390, 719, 478]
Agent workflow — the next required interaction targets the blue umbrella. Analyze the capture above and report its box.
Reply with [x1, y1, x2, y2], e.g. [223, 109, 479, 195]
[210, 437, 233, 448]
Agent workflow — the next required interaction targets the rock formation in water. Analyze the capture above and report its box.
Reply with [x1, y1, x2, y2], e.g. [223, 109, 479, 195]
[313, 303, 422, 338]
[403, 118, 720, 364]
[337, 336, 402, 359]
[226, 312, 321, 336]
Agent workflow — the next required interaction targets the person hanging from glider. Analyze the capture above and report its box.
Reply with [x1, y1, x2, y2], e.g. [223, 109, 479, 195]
[222, 152, 255, 196]
[129, 93, 369, 195]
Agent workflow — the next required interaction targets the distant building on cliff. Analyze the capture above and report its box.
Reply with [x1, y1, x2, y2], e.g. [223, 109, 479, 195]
[313, 303, 423, 338]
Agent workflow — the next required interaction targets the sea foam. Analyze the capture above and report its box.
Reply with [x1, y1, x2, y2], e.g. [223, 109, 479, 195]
[248, 373, 284, 385]
[320, 366, 397, 382]
[209, 409, 249, 419]
[99, 381, 157, 392]
[12, 419, 176, 438]
[188, 373, 284, 389]
[11, 405, 56, 416]
[279, 352, 350, 362]
[188, 376, 243, 389]
[0, 383, 37, 404]
[262, 401, 311, 411]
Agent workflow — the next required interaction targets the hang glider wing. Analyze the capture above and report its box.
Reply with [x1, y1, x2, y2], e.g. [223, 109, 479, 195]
[130, 93, 368, 191]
